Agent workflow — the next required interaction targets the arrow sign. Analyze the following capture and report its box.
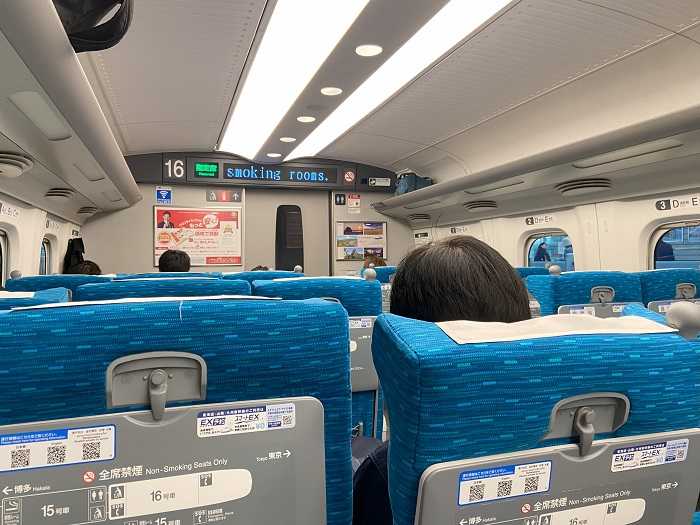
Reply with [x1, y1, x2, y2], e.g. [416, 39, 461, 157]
[283, 450, 291, 458]
[3, 486, 13, 495]
[460, 520, 467, 525]
[673, 482, 678, 488]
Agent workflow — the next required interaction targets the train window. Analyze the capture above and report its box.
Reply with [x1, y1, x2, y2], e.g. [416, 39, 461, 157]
[651, 225, 700, 269]
[0, 231, 6, 286]
[527, 233, 574, 271]
[39, 238, 50, 275]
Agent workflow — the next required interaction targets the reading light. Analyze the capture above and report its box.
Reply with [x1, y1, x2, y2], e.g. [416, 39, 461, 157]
[287, 0, 512, 161]
[297, 116, 316, 123]
[267, 153, 282, 158]
[280, 137, 297, 142]
[218, 0, 370, 159]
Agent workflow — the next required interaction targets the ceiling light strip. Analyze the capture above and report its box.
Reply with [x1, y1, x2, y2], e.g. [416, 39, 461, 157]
[218, 0, 370, 159]
[286, 0, 513, 161]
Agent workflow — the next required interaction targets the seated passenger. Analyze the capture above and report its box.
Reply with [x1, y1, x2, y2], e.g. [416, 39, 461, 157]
[654, 239, 675, 262]
[250, 265, 270, 271]
[66, 260, 102, 275]
[363, 255, 387, 268]
[158, 250, 190, 272]
[534, 242, 551, 262]
[353, 236, 531, 525]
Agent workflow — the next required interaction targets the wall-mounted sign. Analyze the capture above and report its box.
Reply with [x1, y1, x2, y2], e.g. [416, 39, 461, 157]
[45, 220, 60, 231]
[655, 195, 700, 211]
[156, 186, 171, 204]
[525, 214, 556, 225]
[206, 189, 243, 202]
[154, 207, 242, 267]
[336, 222, 387, 261]
[335, 194, 346, 206]
[368, 177, 391, 187]
[450, 226, 470, 234]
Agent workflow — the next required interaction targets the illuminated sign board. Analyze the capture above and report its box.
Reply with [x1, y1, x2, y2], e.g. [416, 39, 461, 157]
[193, 162, 219, 178]
[222, 163, 338, 185]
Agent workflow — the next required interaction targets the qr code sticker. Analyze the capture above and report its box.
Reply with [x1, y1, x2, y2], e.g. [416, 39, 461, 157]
[497, 479, 513, 497]
[469, 484, 485, 502]
[82, 442, 101, 461]
[283, 415, 293, 426]
[11, 449, 30, 469]
[524, 476, 539, 493]
[677, 449, 686, 459]
[47, 445, 67, 465]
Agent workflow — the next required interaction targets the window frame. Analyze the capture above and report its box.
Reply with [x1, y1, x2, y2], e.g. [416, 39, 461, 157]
[524, 230, 568, 267]
[39, 237, 51, 276]
[649, 220, 700, 269]
[0, 230, 7, 287]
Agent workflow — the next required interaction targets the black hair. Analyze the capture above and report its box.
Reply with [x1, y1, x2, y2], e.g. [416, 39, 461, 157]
[250, 265, 269, 271]
[158, 250, 191, 272]
[390, 236, 530, 323]
[66, 260, 102, 275]
[162, 211, 171, 216]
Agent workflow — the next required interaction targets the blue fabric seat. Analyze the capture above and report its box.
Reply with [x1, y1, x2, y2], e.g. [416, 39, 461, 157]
[631, 269, 700, 304]
[372, 313, 700, 525]
[526, 271, 643, 316]
[73, 278, 251, 301]
[0, 297, 352, 525]
[0, 287, 70, 309]
[116, 272, 223, 279]
[253, 277, 383, 438]
[360, 266, 396, 284]
[515, 266, 549, 279]
[223, 270, 305, 283]
[5, 275, 112, 293]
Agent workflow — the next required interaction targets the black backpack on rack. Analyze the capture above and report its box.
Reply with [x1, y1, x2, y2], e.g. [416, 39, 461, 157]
[53, 0, 133, 53]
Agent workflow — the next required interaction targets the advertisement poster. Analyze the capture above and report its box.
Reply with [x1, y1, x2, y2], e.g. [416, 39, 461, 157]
[154, 207, 242, 266]
[336, 222, 387, 261]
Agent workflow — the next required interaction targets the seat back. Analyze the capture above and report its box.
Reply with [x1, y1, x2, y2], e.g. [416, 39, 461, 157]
[116, 272, 223, 279]
[526, 271, 643, 316]
[74, 278, 251, 301]
[223, 270, 305, 283]
[253, 277, 383, 438]
[632, 269, 700, 314]
[372, 313, 700, 525]
[5, 275, 112, 293]
[515, 266, 549, 279]
[0, 297, 352, 525]
[360, 266, 396, 284]
[0, 287, 70, 309]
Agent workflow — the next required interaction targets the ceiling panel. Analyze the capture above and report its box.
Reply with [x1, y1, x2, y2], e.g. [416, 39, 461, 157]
[321, 0, 697, 168]
[85, 0, 266, 155]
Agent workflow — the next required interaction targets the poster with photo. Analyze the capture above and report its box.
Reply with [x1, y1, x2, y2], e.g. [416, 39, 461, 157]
[154, 207, 242, 266]
[336, 222, 387, 261]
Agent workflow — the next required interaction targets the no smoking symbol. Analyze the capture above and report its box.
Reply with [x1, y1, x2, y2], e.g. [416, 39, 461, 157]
[521, 503, 531, 514]
[83, 471, 95, 483]
[344, 171, 355, 182]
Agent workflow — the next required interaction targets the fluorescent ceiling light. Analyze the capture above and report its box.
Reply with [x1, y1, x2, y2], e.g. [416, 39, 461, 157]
[218, 0, 370, 159]
[287, 0, 512, 161]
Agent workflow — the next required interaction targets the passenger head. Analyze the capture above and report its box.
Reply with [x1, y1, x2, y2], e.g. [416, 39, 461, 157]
[158, 250, 191, 272]
[66, 261, 102, 275]
[539, 242, 547, 250]
[363, 255, 387, 268]
[250, 265, 269, 271]
[390, 236, 530, 323]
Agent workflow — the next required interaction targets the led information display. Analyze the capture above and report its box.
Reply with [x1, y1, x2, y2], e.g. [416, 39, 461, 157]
[193, 162, 219, 178]
[223, 163, 337, 184]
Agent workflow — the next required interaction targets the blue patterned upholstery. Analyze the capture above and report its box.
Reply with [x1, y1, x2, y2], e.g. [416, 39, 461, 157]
[252, 278, 382, 316]
[526, 271, 643, 316]
[515, 267, 549, 279]
[693, 511, 700, 525]
[0, 298, 352, 525]
[116, 272, 223, 279]
[631, 269, 700, 304]
[223, 270, 306, 283]
[620, 304, 668, 325]
[360, 266, 396, 284]
[372, 313, 700, 525]
[0, 288, 70, 309]
[74, 278, 251, 301]
[253, 277, 383, 438]
[5, 275, 112, 293]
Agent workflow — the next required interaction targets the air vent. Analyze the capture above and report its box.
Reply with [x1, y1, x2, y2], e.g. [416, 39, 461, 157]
[407, 214, 431, 222]
[463, 200, 497, 212]
[77, 207, 100, 215]
[370, 202, 388, 212]
[0, 153, 33, 179]
[45, 188, 76, 202]
[555, 178, 612, 197]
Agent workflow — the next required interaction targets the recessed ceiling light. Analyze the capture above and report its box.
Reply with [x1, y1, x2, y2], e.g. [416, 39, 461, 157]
[297, 116, 316, 123]
[217, 0, 371, 159]
[321, 87, 343, 96]
[355, 44, 383, 57]
[267, 153, 282, 158]
[280, 137, 297, 142]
